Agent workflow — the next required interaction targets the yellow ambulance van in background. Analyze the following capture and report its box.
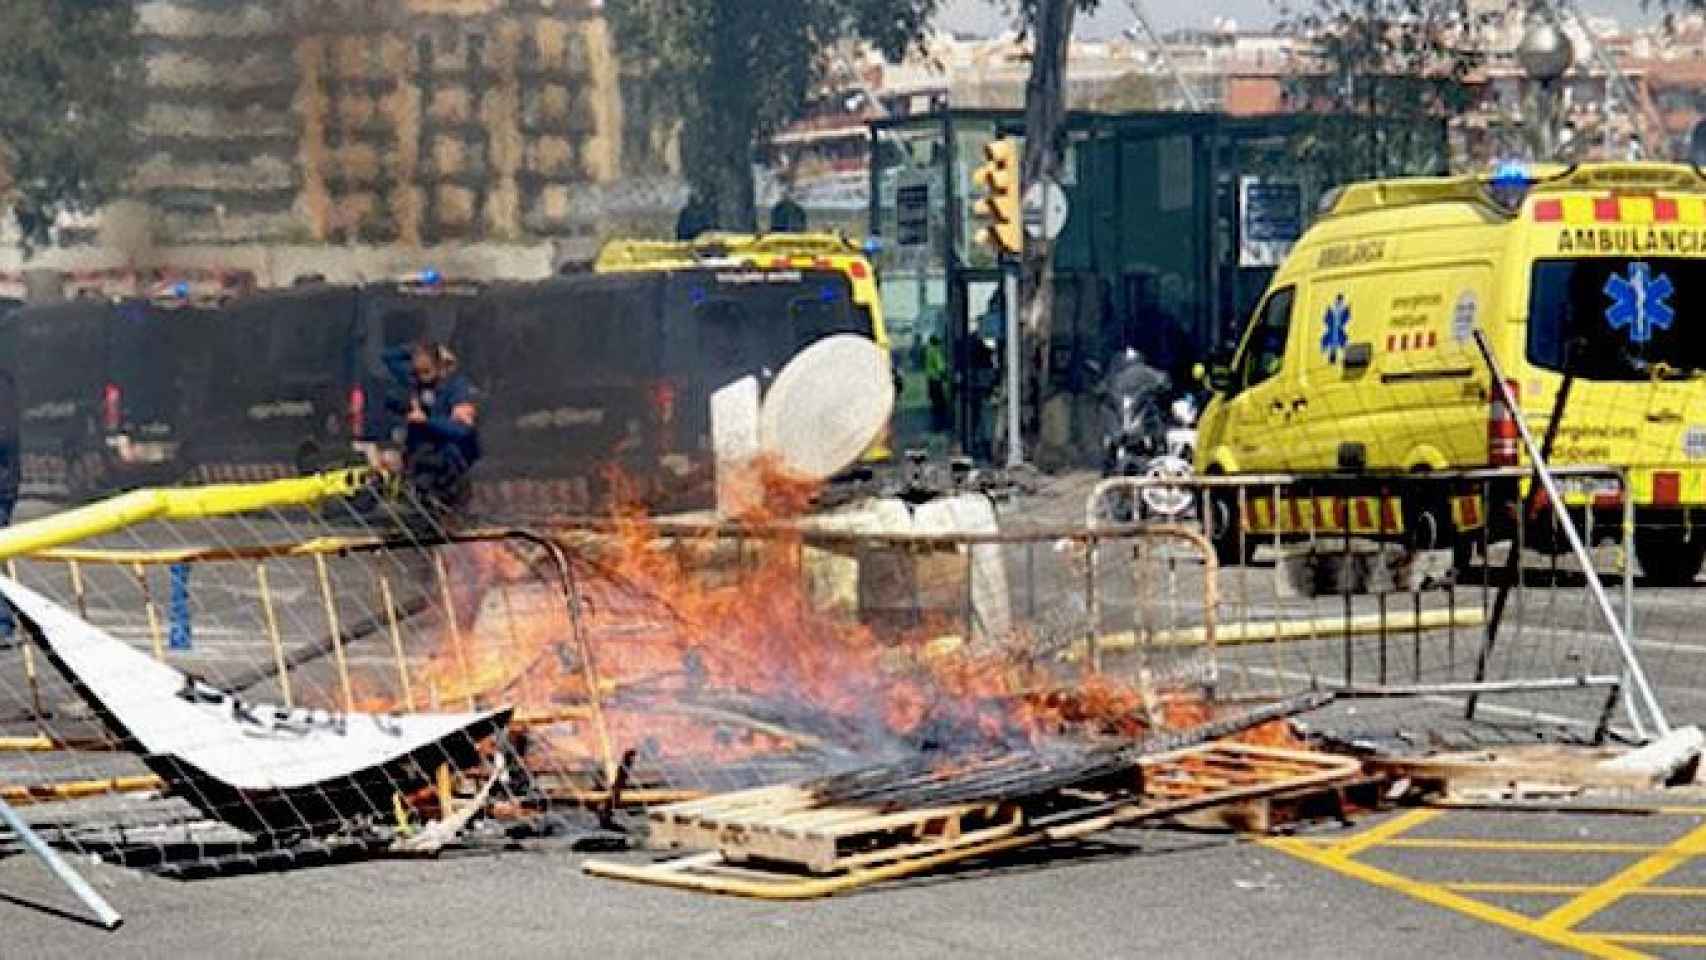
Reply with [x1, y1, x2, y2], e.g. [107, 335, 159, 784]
[1197, 162, 1706, 584]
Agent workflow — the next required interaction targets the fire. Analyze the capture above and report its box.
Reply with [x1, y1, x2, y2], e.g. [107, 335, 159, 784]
[382, 463, 1301, 790]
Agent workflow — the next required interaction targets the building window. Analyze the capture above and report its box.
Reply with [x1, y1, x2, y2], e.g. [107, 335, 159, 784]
[467, 33, 485, 74]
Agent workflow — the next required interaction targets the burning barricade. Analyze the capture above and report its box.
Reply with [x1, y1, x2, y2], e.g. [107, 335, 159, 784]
[0, 462, 1699, 922]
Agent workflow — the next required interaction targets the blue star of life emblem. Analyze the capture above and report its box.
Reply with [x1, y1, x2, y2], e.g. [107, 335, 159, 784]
[1604, 262, 1675, 345]
[1321, 294, 1350, 363]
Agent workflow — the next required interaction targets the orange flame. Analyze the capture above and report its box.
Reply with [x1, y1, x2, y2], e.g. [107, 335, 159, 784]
[382, 463, 1298, 786]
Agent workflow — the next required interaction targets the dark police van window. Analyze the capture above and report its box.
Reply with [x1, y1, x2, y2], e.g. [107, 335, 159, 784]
[669, 269, 867, 374]
[695, 298, 753, 367]
[182, 286, 361, 473]
[453, 275, 666, 476]
[1529, 259, 1706, 380]
[788, 279, 866, 352]
[109, 300, 208, 439]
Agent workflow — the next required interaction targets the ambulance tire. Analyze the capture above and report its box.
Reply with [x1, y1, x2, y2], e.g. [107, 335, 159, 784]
[1451, 537, 1479, 579]
[1635, 527, 1706, 588]
[1207, 488, 1257, 568]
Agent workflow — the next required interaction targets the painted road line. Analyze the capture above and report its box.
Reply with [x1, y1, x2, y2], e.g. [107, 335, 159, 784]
[1380, 837, 1665, 855]
[1264, 836, 1651, 960]
[1539, 819, 1706, 930]
[1444, 881, 1706, 898]
[1081, 607, 1489, 653]
[1442, 882, 1590, 896]
[1599, 933, 1706, 947]
[1323, 808, 1440, 860]
[1237, 664, 1600, 732]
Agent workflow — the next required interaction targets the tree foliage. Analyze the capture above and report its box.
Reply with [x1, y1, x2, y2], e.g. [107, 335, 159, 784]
[607, 0, 946, 231]
[1275, 0, 1483, 184]
[0, 0, 142, 242]
[609, 0, 1105, 232]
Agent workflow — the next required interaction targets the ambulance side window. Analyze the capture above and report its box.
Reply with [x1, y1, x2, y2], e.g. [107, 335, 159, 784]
[1238, 286, 1295, 392]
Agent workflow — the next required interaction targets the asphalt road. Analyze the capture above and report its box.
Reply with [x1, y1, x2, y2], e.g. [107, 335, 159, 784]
[0, 813, 1596, 959]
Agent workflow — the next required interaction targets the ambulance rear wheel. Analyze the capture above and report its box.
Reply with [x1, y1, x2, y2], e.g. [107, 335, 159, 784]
[1635, 526, 1706, 587]
[1207, 489, 1257, 568]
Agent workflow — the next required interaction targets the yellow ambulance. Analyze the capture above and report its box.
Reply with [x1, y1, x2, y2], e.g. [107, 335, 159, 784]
[1197, 162, 1706, 583]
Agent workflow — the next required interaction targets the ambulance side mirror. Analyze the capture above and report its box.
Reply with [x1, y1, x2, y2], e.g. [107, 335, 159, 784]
[1199, 363, 1232, 392]
[1342, 342, 1373, 373]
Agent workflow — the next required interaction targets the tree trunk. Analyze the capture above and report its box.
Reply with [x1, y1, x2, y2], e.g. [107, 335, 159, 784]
[1019, 0, 1077, 459]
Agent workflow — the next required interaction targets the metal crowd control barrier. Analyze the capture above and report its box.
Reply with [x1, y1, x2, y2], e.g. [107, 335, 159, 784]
[1086, 460, 1667, 746]
[1, 473, 1238, 925]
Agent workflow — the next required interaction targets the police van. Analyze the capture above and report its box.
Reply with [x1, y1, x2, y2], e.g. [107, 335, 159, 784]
[0, 296, 201, 499]
[596, 232, 894, 463]
[1198, 162, 1706, 583]
[177, 282, 363, 483]
[448, 236, 889, 513]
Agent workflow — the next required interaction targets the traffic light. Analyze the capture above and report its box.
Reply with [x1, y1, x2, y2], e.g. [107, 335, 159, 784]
[973, 137, 1022, 256]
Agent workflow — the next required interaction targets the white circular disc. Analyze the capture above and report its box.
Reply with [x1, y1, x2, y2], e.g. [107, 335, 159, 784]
[1140, 456, 1196, 518]
[760, 335, 895, 482]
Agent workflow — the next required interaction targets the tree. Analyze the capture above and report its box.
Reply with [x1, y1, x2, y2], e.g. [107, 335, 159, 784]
[1011, 0, 1098, 467]
[607, 0, 945, 232]
[0, 0, 142, 245]
[1275, 1, 1483, 185]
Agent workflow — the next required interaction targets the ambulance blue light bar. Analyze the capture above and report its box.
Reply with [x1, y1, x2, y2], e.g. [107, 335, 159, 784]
[1487, 160, 1534, 212]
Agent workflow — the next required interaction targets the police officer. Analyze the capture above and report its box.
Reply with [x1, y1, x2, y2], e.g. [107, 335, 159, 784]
[923, 334, 951, 433]
[770, 193, 808, 234]
[385, 341, 481, 516]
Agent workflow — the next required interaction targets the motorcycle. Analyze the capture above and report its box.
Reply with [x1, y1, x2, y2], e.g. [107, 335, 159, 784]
[1098, 358, 1200, 522]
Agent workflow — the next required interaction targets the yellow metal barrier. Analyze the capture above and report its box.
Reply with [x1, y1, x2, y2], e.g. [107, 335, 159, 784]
[0, 469, 370, 563]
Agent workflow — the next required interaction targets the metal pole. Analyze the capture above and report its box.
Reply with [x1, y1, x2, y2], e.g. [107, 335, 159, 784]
[1472, 330, 1669, 735]
[0, 795, 122, 929]
[1620, 472, 1648, 740]
[1004, 259, 1023, 468]
[1467, 371, 1574, 718]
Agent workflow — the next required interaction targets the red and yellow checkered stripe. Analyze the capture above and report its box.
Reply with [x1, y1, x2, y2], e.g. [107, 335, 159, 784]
[1245, 496, 1402, 536]
[1243, 493, 1487, 536]
[1533, 194, 1706, 225]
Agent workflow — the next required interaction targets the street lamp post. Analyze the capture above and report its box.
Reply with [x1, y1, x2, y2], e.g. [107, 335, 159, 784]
[1516, 5, 1575, 161]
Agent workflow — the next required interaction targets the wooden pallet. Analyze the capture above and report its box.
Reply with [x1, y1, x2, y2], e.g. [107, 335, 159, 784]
[586, 743, 1361, 898]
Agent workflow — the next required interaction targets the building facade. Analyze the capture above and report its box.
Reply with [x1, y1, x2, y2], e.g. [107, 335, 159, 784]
[131, 0, 648, 246]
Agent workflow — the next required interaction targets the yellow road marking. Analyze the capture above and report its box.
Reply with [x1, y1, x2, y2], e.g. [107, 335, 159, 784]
[1326, 809, 1441, 859]
[1265, 837, 1651, 960]
[1600, 933, 1706, 947]
[1626, 885, 1706, 898]
[1441, 882, 1587, 896]
[1540, 820, 1706, 931]
[1442, 882, 1706, 898]
[1427, 802, 1706, 817]
[1379, 838, 1663, 855]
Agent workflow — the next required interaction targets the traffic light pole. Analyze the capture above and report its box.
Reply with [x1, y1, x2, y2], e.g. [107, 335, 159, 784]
[1003, 257, 1023, 469]
[971, 134, 1026, 468]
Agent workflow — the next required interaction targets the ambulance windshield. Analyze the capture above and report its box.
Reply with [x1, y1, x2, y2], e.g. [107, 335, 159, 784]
[1528, 258, 1706, 381]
